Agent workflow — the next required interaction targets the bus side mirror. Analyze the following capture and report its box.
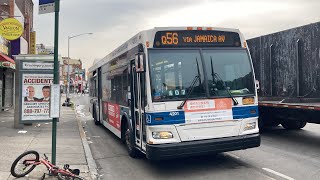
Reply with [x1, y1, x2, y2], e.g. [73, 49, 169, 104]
[135, 52, 145, 73]
[255, 80, 260, 90]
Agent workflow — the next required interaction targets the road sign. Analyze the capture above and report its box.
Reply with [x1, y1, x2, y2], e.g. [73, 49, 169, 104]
[39, 0, 55, 14]
[50, 84, 60, 118]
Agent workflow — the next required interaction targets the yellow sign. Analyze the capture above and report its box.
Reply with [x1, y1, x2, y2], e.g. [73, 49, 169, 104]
[30, 31, 36, 54]
[0, 43, 8, 55]
[0, 37, 8, 55]
[0, 18, 24, 41]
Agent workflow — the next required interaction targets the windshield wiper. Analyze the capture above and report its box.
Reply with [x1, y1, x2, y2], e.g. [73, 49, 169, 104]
[177, 75, 200, 109]
[210, 57, 216, 85]
[177, 59, 202, 109]
[210, 56, 238, 106]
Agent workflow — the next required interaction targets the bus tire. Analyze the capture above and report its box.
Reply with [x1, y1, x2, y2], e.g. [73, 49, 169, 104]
[93, 105, 100, 125]
[125, 125, 140, 158]
[258, 117, 265, 132]
[281, 121, 307, 130]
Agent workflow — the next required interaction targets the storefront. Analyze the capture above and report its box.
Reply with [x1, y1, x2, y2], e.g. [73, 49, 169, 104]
[0, 52, 15, 109]
[0, 13, 26, 110]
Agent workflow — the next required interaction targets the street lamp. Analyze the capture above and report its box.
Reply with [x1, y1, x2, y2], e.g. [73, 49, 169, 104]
[66, 33, 92, 102]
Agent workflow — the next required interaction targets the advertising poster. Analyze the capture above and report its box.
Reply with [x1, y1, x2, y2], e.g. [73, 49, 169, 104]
[184, 98, 233, 124]
[22, 74, 53, 120]
[107, 102, 121, 130]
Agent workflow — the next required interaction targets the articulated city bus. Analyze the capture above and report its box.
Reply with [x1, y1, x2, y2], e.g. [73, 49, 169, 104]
[88, 27, 260, 160]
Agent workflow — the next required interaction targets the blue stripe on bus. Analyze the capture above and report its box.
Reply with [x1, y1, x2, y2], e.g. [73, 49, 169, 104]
[146, 106, 258, 125]
[146, 111, 185, 126]
[232, 105, 259, 119]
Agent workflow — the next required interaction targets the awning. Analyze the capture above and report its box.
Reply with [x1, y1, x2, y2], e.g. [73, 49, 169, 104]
[0, 53, 15, 63]
[0, 53, 15, 69]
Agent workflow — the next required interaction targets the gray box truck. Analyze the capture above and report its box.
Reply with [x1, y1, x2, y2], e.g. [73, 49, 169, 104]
[247, 22, 320, 130]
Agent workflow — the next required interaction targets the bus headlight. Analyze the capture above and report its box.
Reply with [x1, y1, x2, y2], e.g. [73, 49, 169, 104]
[244, 122, 256, 131]
[152, 131, 173, 139]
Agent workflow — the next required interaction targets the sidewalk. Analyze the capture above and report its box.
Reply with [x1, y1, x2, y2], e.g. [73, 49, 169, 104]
[0, 99, 92, 179]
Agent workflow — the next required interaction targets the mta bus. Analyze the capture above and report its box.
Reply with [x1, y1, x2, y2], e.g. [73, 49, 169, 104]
[88, 27, 260, 160]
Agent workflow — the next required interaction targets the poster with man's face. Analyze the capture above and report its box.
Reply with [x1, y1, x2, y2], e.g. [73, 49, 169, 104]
[22, 74, 53, 120]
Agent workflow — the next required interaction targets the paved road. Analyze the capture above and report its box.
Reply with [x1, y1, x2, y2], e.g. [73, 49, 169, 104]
[72, 94, 320, 180]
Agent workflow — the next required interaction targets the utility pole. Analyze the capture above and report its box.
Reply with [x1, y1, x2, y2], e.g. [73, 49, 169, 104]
[66, 33, 92, 101]
[52, 0, 60, 165]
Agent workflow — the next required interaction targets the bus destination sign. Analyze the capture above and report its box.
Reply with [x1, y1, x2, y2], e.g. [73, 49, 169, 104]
[153, 30, 241, 48]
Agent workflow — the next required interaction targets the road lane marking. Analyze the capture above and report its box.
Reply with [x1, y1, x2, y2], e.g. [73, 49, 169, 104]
[224, 153, 276, 180]
[262, 168, 294, 180]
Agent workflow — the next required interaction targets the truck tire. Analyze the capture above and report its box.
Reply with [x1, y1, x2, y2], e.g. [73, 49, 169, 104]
[269, 119, 280, 127]
[258, 117, 266, 132]
[281, 121, 307, 130]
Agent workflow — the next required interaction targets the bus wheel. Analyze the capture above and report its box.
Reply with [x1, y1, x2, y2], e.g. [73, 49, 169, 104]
[125, 126, 140, 158]
[93, 106, 100, 125]
[281, 121, 307, 130]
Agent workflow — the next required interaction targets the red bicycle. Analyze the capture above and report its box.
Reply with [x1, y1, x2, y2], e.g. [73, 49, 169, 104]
[10, 150, 85, 180]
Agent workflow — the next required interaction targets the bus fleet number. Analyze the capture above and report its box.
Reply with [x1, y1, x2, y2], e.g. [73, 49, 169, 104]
[169, 111, 179, 116]
[161, 32, 179, 45]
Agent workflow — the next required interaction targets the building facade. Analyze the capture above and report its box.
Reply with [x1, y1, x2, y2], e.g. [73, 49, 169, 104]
[0, 0, 34, 109]
[61, 57, 86, 93]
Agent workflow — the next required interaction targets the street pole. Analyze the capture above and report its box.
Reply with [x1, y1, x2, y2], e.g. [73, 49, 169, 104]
[52, 0, 60, 165]
[65, 33, 92, 101]
[81, 70, 84, 94]
[67, 37, 70, 99]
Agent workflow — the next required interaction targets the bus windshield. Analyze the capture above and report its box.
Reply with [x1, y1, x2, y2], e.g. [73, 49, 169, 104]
[202, 49, 255, 97]
[149, 49, 255, 102]
[149, 49, 206, 102]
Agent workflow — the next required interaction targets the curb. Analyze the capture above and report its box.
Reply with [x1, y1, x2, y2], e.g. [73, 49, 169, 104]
[74, 106, 100, 180]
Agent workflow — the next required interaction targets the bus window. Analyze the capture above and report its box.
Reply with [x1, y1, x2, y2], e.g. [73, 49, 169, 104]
[202, 49, 255, 96]
[149, 49, 205, 101]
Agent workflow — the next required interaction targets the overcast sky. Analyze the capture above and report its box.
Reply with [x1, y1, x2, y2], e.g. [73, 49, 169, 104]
[33, 0, 320, 69]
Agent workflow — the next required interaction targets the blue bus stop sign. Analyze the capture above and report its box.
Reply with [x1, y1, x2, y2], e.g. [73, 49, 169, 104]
[39, 0, 55, 14]
[39, 0, 54, 5]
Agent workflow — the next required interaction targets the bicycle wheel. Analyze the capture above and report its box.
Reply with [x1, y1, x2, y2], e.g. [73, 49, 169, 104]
[10, 150, 40, 177]
[57, 172, 85, 180]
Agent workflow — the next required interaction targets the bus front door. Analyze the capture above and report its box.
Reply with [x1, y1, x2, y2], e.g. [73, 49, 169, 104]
[130, 60, 146, 151]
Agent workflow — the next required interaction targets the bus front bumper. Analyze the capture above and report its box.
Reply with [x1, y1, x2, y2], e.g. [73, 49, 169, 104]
[146, 133, 260, 160]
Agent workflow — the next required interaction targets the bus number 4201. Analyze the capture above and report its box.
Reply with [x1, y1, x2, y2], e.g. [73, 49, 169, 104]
[169, 111, 179, 116]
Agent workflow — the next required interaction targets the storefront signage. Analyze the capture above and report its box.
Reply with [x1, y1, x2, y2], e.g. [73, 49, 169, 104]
[0, 18, 24, 41]
[0, 37, 9, 55]
[0, 61, 15, 69]
[0, 44, 8, 55]
[30, 31, 36, 54]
